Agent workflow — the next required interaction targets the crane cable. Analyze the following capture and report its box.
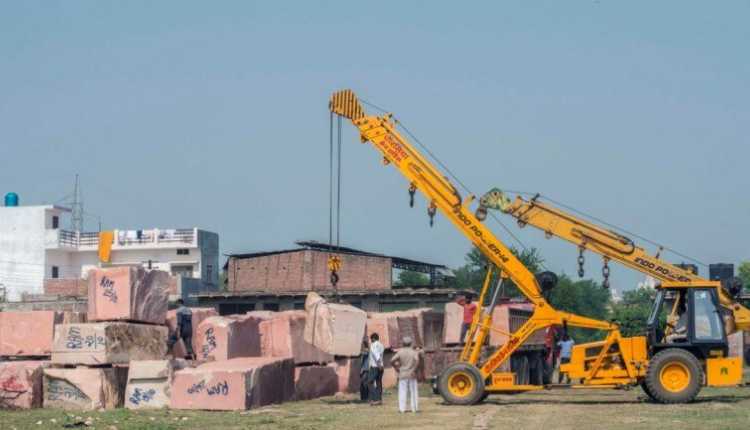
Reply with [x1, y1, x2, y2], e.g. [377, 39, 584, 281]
[327, 112, 343, 299]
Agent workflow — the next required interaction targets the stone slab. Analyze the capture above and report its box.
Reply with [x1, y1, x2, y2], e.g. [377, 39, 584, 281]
[423, 348, 461, 380]
[52, 322, 168, 365]
[125, 359, 188, 409]
[0, 361, 49, 409]
[401, 308, 444, 351]
[170, 357, 294, 410]
[303, 293, 367, 357]
[43, 367, 127, 410]
[87, 266, 169, 324]
[0, 311, 86, 357]
[260, 311, 333, 364]
[328, 356, 362, 394]
[442, 302, 464, 345]
[294, 365, 339, 400]
[194, 313, 271, 362]
[166, 307, 218, 358]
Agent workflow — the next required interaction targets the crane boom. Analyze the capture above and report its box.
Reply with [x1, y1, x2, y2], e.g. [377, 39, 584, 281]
[477, 188, 750, 331]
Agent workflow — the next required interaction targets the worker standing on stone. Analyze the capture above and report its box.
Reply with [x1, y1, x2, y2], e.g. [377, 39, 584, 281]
[460, 295, 477, 344]
[359, 338, 370, 402]
[390, 336, 421, 413]
[175, 299, 194, 360]
[368, 332, 385, 405]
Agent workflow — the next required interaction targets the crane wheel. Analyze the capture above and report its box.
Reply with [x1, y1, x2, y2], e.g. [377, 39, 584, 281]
[438, 363, 485, 405]
[639, 381, 657, 401]
[644, 348, 703, 404]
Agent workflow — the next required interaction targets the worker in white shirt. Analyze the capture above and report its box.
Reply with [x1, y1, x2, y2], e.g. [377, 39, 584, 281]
[368, 332, 385, 405]
[557, 333, 575, 384]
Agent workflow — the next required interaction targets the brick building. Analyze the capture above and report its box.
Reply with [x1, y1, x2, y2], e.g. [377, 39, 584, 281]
[198, 241, 458, 315]
[225, 241, 450, 293]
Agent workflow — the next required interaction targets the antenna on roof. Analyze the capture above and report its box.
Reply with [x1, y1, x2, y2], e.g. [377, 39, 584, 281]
[70, 174, 84, 232]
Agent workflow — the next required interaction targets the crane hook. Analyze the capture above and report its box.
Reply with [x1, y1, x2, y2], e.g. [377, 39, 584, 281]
[428, 202, 437, 227]
[408, 183, 417, 208]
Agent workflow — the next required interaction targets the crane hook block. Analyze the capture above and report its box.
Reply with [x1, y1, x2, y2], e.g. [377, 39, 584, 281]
[327, 255, 342, 287]
[427, 202, 437, 227]
[408, 183, 417, 208]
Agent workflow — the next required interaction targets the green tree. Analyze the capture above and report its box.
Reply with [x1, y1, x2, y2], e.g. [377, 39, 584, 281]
[394, 270, 430, 287]
[738, 261, 750, 292]
[453, 246, 544, 296]
[546, 275, 611, 342]
[609, 288, 656, 337]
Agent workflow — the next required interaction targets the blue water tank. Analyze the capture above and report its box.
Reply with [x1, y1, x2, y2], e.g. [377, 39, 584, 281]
[4, 192, 19, 207]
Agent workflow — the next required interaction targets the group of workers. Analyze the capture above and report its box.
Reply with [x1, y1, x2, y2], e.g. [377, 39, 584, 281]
[360, 332, 423, 413]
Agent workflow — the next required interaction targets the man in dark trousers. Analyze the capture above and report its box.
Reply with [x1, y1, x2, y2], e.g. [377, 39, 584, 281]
[174, 299, 194, 359]
[368, 332, 385, 405]
[359, 338, 370, 402]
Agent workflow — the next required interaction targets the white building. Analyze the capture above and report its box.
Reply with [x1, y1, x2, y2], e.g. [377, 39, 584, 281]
[0, 204, 219, 301]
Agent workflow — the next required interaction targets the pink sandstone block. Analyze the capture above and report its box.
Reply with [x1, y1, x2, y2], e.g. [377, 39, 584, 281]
[43, 367, 127, 410]
[489, 303, 544, 347]
[294, 365, 339, 400]
[125, 359, 188, 409]
[303, 293, 367, 356]
[87, 266, 169, 324]
[366, 313, 400, 349]
[52, 322, 168, 365]
[401, 308, 444, 351]
[194, 313, 271, 362]
[260, 311, 333, 364]
[442, 302, 464, 345]
[328, 356, 361, 393]
[170, 357, 294, 410]
[0, 311, 86, 357]
[0, 361, 49, 409]
[728, 331, 744, 363]
[166, 307, 218, 358]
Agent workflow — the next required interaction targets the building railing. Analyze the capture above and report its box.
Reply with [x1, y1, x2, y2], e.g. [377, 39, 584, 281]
[53, 228, 197, 248]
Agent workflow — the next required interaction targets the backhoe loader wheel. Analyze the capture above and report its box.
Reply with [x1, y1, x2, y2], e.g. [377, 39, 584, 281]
[644, 348, 703, 404]
[438, 363, 485, 405]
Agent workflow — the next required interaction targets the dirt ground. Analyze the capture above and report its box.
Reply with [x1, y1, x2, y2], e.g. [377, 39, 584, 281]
[2, 383, 750, 430]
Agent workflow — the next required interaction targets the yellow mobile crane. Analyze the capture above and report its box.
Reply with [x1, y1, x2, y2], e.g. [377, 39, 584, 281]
[329, 89, 746, 405]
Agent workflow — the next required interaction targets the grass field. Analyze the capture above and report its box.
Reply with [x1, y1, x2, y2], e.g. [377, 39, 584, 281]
[2, 383, 750, 430]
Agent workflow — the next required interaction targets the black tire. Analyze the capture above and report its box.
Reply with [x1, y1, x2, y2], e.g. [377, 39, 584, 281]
[644, 348, 703, 404]
[529, 354, 545, 386]
[640, 381, 657, 401]
[438, 362, 485, 405]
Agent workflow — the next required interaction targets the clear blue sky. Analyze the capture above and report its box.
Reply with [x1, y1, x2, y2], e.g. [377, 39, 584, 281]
[2, 1, 748, 291]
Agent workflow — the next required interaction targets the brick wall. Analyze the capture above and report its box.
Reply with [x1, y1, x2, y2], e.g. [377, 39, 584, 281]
[228, 250, 391, 293]
[43, 278, 87, 297]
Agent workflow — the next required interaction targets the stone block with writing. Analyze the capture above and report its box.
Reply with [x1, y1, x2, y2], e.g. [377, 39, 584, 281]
[194, 313, 271, 362]
[87, 266, 169, 324]
[125, 359, 188, 409]
[0, 361, 49, 409]
[43, 367, 127, 410]
[52, 322, 167, 365]
[170, 357, 294, 410]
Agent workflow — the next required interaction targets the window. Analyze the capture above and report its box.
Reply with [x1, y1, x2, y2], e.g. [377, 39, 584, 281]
[171, 265, 194, 278]
[176, 249, 190, 255]
[692, 289, 724, 342]
[206, 264, 213, 282]
[263, 303, 280, 311]
[52, 216, 59, 229]
[51, 266, 59, 279]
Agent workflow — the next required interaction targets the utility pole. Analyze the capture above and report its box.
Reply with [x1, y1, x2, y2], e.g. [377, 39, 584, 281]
[70, 174, 84, 232]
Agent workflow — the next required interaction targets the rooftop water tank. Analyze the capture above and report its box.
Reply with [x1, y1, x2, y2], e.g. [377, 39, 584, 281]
[4, 192, 19, 207]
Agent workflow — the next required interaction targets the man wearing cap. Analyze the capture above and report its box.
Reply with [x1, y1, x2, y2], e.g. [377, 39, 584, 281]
[389, 336, 422, 413]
